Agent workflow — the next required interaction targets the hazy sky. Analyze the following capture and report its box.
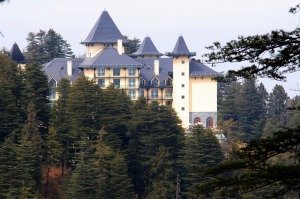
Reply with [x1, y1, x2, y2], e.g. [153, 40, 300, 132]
[1, 0, 300, 97]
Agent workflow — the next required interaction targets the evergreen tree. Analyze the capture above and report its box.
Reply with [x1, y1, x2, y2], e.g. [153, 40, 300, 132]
[180, 126, 223, 199]
[22, 62, 50, 136]
[198, 4, 300, 197]
[25, 29, 73, 64]
[263, 84, 288, 136]
[124, 35, 141, 56]
[66, 147, 99, 199]
[108, 151, 134, 199]
[0, 53, 21, 141]
[236, 78, 264, 140]
[50, 78, 72, 173]
[0, 135, 19, 198]
[66, 76, 102, 159]
[268, 84, 288, 117]
[100, 84, 132, 151]
[128, 103, 184, 198]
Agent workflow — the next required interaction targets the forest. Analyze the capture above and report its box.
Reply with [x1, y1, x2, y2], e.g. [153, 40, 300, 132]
[1, 2, 300, 198]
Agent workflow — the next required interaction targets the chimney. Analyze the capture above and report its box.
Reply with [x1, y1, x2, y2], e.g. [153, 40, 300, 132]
[117, 39, 123, 55]
[154, 60, 159, 75]
[67, 60, 72, 76]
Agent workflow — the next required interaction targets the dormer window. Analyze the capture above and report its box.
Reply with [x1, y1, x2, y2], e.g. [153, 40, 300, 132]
[140, 78, 145, 86]
[49, 79, 56, 88]
[151, 78, 159, 87]
[165, 78, 172, 87]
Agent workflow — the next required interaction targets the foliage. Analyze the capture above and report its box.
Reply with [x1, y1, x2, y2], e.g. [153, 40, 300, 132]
[124, 35, 141, 56]
[201, 5, 300, 198]
[127, 102, 185, 198]
[180, 126, 224, 198]
[205, 27, 300, 80]
[25, 29, 73, 64]
[198, 126, 300, 198]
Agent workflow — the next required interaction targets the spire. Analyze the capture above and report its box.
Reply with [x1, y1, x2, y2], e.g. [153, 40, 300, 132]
[81, 10, 127, 44]
[166, 36, 196, 57]
[132, 36, 163, 57]
[9, 42, 26, 64]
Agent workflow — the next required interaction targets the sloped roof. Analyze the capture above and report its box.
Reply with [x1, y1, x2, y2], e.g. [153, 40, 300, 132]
[81, 10, 127, 44]
[42, 58, 84, 84]
[166, 36, 196, 57]
[10, 43, 26, 64]
[132, 36, 163, 57]
[189, 59, 220, 77]
[79, 46, 144, 68]
[136, 58, 173, 86]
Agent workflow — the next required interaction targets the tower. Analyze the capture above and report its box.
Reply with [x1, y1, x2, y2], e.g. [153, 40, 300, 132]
[166, 36, 196, 129]
[81, 10, 127, 58]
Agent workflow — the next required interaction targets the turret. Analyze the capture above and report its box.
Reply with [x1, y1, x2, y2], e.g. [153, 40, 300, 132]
[132, 36, 163, 58]
[81, 10, 127, 57]
[166, 36, 195, 129]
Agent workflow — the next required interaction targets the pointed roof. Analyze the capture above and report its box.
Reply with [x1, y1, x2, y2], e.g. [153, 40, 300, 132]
[10, 43, 26, 64]
[132, 36, 163, 57]
[81, 10, 127, 44]
[166, 36, 196, 57]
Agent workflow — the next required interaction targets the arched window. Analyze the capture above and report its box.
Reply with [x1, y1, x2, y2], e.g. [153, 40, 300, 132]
[165, 78, 172, 87]
[194, 117, 201, 125]
[49, 79, 56, 88]
[206, 117, 214, 128]
[151, 78, 159, 87]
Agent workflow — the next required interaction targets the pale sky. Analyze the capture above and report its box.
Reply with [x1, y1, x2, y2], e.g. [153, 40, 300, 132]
[1, 0, 300, 97]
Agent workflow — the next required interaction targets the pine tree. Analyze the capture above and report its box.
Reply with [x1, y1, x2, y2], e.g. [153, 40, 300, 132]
[100, 84, 132, 151]
[22, 62, 50, 136]
[67, 76, 102, 142]
[50, 78, 72, 173]
[25, 29, 73, 64]
[66, 148, 99, 199]
[0, 53, 21, 141]
[128, 103, 184, 198]
[180, 126, 223, 199]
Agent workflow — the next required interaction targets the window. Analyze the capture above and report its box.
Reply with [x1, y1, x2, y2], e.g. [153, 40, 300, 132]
[165, 90, 172, 98]
[98, 79, 105, 88]
[181, 60, 185, 64]
[129, 90, 136, 99]
[181, 107, 185, 111]
[166, 101, 172, 106]
[128, 68, 136, 76]
[165, 78, 172, 87]
[151, 89, 158, 98]
[49, 79, 56, 88]
[129, 78, 135, 87]
[181, 72, 185, 76]
[113, 68, 120, 76]
[206, 117, 214, 128]
[140, 78, 145, 86]
[181, 84, 185, 87]
[151, 78, 159, 87]
[181, 95, 185, 99]
[139, 89, 144, 97]
[194, 117, 201, 125]
[49, 90, 56, 100]
[98, 68, 105, 76]
[113, 79, 120, 88]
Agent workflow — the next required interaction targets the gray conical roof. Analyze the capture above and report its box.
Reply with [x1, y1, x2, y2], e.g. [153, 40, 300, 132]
[81, 10, 127, 44]
[10, 42, 26, 64]
[132, 36, 163, 57]
[166, 36, 196, 57]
